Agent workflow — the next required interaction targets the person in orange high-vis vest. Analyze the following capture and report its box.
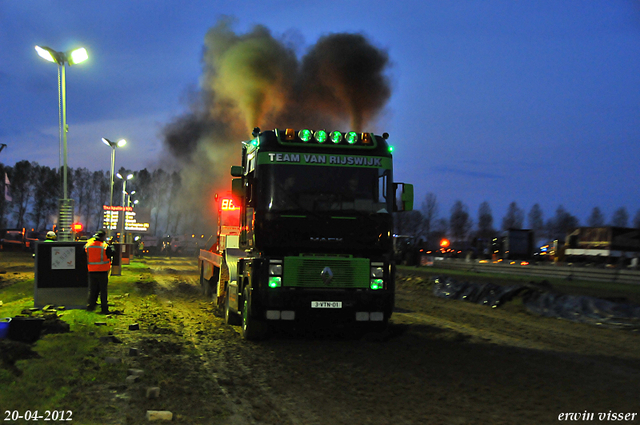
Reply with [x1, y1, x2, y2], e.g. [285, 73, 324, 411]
[85, 229, 114, 313]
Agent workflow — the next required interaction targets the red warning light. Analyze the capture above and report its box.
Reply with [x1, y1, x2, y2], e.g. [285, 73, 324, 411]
[72, 222, 84, 232]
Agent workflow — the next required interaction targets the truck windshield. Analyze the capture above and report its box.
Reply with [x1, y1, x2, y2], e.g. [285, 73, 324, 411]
[260, 165, 390, 213]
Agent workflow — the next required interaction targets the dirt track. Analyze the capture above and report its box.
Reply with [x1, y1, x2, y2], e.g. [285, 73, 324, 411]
[84, 258, 638, 425]
[3, 256, 640, 424]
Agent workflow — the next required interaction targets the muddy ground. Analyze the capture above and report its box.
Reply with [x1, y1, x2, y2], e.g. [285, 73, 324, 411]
[2, 255, 640, 424]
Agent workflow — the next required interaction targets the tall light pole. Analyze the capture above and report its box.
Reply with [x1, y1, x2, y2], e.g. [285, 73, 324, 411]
[102, 138, 126, 236]
[117, 173, 133, 242]
[35, 45, 88, 241]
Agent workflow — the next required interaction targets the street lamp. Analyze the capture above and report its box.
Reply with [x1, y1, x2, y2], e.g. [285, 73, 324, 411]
[127, 190, 137, 207]
[102, 138, 126, 236]
[117, 173, 134, 242]
[35, 45, 88, 241]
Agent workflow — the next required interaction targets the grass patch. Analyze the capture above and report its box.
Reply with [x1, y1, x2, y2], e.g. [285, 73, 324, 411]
[0, 278, 35, 305]
[0, 324, 125, 411]
[0, 258, 153, 417]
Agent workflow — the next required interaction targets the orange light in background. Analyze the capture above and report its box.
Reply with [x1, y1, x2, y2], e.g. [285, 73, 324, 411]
[72, 222, 83, 232]
[440, 238, 450, 248]
[361, 133, 372, 144]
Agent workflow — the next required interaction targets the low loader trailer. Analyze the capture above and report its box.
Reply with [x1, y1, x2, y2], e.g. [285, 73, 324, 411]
[199, 128, 413, 339]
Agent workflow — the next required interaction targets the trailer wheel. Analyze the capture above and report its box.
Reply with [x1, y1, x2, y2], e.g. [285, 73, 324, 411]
[241, 287, 267, 340]
[224, 286, 241, 326]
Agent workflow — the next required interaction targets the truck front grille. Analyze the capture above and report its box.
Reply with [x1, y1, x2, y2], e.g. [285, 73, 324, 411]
[283, 256, 369, 288]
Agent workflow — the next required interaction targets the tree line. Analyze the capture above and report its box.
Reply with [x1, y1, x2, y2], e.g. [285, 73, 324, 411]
[2, 160, 639, 244]
[0, 160, 193, 236]
[394, 193, 640, 248]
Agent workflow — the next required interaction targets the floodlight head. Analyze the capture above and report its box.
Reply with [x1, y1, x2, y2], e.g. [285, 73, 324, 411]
[126, 173, 134, 180]
[116, 172, 123, 179]
[68, 47, 88, 65]
[117, 139, 126, 147]
[35, 45, 59, 64]
[102, 137, 114, 147]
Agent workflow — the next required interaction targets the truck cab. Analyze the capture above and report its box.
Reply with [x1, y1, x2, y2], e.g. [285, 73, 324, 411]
[200, 128, 413, 339]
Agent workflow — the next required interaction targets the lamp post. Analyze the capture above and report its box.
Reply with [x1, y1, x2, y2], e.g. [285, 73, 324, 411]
[116, 173, 134, 242]
[102, 138, 126, 236]
[35, 45, 88, 241]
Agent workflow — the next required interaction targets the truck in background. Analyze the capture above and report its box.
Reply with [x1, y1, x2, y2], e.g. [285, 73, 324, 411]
[492, 229, 535, 261]
[199, 128, 413, 339]
[0, 228, 45, 252]
[565, 227, 640, 266]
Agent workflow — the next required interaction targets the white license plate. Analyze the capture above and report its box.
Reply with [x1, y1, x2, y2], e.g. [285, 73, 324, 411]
[311, 301, 343, 309]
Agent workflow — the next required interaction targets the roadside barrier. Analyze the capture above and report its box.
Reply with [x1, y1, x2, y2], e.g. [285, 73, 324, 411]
[429, 259, 640, 285]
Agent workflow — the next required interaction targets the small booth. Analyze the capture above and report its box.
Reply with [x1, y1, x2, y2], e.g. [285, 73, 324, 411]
[34, 241, 88, 309]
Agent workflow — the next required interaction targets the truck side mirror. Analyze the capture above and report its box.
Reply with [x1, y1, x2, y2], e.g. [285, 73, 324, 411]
[230, 166, 243, 177]
[231, 178, 244, 199]
[394, 183, 414, 212]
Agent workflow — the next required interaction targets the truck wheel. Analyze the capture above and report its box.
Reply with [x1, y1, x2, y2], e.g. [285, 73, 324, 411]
[241, 287, 267, 340]
[224, 287, 241, 326]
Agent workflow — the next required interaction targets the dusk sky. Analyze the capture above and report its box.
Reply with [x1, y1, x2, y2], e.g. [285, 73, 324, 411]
[1, 1, 639, 227]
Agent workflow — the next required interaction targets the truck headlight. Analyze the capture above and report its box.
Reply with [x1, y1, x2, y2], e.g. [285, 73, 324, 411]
[269, 259, 283, 288]
[269, 276, 282, 288]
[370, 279, 383, 290]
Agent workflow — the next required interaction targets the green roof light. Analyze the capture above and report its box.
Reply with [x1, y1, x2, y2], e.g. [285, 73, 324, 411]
[315, 130, 328, 143]
[346, 131, 358, 144]
[330, 131, 342, 144]
[388, 145, 394, 153]
[299, 129, 312, 142]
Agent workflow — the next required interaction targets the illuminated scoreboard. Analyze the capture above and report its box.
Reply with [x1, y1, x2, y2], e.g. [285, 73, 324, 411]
[103, 205, 150, 232]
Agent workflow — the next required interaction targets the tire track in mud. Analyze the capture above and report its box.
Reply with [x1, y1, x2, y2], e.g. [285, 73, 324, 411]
[130, 259, 640, 424]
[145, 259, 319, 425]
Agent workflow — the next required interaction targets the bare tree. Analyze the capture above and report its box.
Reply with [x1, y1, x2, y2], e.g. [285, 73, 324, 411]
[420, 192, 438, 243]
[10, 160, 35, 228]
[449, 200, 472, 242]
[394, 210, 423, 237]
[527, 203, 544, 240]
[587, 207, 605, 227]
[545, 205, 579, 241]
[0, 163, 12, 228]
[501, 201, 524, 230]
[477, 201, 495, 240]
[611, 207, 629, 227]
[634, 209, 640, 230]
[29, 164, 59, 230]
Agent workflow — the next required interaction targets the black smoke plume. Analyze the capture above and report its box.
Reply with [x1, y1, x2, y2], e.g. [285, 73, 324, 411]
[162, 19, 392, 233]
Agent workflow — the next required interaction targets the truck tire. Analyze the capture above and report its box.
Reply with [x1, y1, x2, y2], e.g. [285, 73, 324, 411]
[241, 287, 267, 340]
[224, 286, 241, 326]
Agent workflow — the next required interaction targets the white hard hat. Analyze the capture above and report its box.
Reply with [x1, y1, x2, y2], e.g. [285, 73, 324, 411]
[46, 231, 56, 239]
